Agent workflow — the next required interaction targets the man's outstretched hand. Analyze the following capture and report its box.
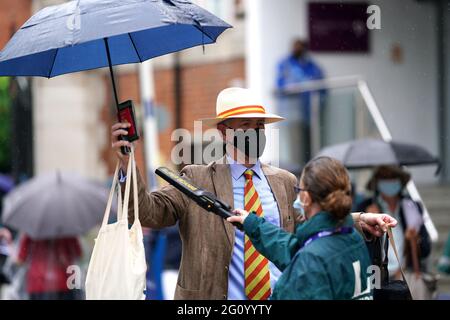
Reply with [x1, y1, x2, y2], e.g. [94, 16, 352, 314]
[111, 122, 132, 172]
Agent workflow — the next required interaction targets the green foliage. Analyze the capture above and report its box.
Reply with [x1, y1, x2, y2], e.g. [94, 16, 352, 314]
[0, 77, 11, 172]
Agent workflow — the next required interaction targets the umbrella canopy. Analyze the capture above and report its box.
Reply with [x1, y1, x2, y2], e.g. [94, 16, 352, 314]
[1, 171, 117, 239]
[0, 0, 231, 77]
[0, 0, 231, 107]
[316, 138, 440, 170]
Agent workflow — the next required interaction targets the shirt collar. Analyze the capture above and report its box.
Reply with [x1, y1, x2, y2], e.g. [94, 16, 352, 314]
[226, 155, 263, 181]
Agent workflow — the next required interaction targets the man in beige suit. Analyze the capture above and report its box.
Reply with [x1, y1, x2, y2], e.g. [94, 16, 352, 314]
[111, 87, 396, 300]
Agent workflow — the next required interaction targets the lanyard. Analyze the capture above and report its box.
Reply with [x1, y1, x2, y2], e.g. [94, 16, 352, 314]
[300, 226, 354, 250]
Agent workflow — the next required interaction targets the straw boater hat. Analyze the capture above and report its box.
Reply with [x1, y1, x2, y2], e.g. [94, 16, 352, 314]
[200, 87, 285, 126]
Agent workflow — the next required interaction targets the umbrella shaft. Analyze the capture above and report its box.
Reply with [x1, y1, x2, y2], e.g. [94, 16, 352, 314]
[104, 38, 131, 155]
[104, 38, 119, 109]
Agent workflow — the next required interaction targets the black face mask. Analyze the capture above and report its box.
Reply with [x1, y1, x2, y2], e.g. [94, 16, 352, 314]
[225, 127, 266, 158]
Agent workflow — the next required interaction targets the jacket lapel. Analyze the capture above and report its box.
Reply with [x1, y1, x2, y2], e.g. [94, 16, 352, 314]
[210, 157, 235, 248]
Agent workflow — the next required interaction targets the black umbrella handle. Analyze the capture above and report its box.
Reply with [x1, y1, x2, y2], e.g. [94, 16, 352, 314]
[104, 38, 120, 109]
[120, 140, 131, 155]
[104, 38, 131, 156]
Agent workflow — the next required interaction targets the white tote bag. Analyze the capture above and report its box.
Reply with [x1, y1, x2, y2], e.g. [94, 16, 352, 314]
[85, 148, 147, 300]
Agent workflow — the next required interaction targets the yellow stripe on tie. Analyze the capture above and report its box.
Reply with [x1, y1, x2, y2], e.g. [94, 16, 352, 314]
[245, 254, 265, 277]
[246, 266, 269, 293]
[252, 281, 272, 300]
[248, 201, 261, 215]
[244, 243, 256, 258]
[244, 188, 256, 204]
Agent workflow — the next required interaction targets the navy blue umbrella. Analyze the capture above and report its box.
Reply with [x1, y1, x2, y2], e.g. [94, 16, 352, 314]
[0, 0, 231, 108]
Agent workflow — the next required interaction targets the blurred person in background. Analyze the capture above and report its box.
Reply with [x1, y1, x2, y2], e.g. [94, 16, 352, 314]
[438, 234, 450, 275]
[277, 39, 324, 93]
[351, 182, 366, 213]
[0, 227, 13, 288]
[145, 225, 182, 300]
[1, 181, 15, 295]
[228, 157, 388, 299]
[276, 39, 326, 163]
[357, 166, 432, 299]
[16, 234, 82, 300]
[0, 227, 12, 245]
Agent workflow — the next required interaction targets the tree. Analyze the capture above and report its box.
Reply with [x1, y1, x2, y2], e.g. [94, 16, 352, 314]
[0, 77, 11, 173]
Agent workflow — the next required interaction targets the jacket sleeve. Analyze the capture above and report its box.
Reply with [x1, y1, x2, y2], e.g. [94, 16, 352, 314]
[123, 166, 192, 229]
[243, 213, 300, 272]
[276, 60, 288, 90]
[351, 212, 374, 241]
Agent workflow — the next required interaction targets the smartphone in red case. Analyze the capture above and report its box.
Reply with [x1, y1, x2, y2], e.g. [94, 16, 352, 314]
[117, 100, 139, 154]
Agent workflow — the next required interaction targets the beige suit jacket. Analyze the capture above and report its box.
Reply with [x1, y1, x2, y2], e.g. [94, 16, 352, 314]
[125, 156, 299, 299]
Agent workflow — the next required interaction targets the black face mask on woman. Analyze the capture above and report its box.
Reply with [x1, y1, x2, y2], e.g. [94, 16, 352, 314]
[225, 127, 266, 158]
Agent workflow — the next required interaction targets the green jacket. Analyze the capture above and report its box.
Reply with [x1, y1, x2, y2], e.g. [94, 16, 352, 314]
[243, 211, 373, 300]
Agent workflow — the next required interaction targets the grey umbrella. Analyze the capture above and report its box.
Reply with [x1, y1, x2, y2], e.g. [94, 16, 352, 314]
[1, 171, 117, 239]
[316, 138, 440, 170]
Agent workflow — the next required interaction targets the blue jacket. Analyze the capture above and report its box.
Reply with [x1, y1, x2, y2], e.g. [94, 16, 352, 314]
[276, 55, 326, 121]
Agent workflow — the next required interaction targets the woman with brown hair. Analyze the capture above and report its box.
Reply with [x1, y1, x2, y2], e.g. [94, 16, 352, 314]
[228, 157, 391, 299]
[357, 165, 431, 299]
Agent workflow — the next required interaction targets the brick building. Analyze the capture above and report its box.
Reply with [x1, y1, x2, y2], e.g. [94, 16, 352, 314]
[0, 1, 31, 48]
[0, 0, 245, 182]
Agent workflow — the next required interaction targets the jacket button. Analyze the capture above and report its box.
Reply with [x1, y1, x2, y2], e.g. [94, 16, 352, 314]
[225, 266, 229, 271]
[223, 294, 227, 299]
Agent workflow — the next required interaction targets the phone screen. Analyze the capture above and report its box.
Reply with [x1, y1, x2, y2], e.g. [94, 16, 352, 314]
[119, 107, 136, 137]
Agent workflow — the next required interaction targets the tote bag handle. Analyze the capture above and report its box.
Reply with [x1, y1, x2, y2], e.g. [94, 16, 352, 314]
[100, 145, 139, 228]
[121, 146, 139, 225]
[101, 162, 120, 228]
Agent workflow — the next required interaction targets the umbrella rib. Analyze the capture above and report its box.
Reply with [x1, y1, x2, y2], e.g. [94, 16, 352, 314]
[193, 25, 214, 43]
[128, 33, 143, 63]
[47, 49, 59, 78]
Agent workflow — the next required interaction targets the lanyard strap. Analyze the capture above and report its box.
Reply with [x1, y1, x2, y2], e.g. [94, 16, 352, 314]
[300, 226, 354, 250]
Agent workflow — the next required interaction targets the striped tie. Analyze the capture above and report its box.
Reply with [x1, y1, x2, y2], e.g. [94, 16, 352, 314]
[243, 169, 271, 300]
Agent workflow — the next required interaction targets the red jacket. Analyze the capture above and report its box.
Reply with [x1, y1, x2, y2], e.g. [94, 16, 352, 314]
[18, 235, 82, 294]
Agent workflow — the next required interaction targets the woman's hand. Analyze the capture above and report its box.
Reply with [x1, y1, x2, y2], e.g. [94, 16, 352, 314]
[227, 209, 250, 225]
[111, 122, 133, 171]
[359, 213, 398, 237]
